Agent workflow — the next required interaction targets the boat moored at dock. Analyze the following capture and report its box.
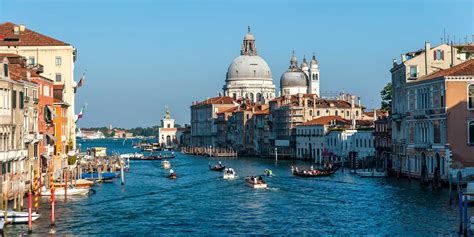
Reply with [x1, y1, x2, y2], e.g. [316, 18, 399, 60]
[0, 211, 41, 224]
[41, 187, 90, 196]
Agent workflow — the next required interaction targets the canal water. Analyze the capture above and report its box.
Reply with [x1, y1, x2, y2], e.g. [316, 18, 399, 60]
[4, 139, 466, 235]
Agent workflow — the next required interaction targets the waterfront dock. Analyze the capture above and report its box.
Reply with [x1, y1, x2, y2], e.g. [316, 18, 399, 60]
[181, 146, 237, 157]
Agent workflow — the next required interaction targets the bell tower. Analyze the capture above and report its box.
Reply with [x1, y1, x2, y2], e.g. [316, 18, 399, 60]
[309, 52, 320, 96]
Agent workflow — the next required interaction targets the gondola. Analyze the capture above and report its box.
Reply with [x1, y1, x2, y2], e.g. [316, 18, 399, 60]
[209, 165, 225, 171]
[292, 170, 335, 177]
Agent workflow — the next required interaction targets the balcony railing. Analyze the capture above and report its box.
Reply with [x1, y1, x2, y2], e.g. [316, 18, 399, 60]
[0, 149, 28, 162]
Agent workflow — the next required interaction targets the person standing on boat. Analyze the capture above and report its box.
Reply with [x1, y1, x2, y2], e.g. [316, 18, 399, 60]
[169, 168, 174, 174]
[219, 161, 222, 167]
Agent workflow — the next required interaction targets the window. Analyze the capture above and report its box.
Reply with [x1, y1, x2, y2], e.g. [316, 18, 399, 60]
[28, 57, 35, 65]
[3, 64, 8, 77]
[43, 86, 50, 97]
[19, 91, 24, 109]
[55, 73, 62, 82]
[469, 121, 474, 145]
[55, 56, 62, 66]
[410, 66, 418, 78]
[469, 85, 474, 109]
[12, 90, 16, 109]
[434, 50, 444, 61]
[317, 110, 320, 116]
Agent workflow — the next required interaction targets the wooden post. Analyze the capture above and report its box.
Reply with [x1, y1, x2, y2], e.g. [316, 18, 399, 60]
[121, 165, 124, 186]
[50, 167, 55, 227]
[449, 174, 453, 205]
[28, 190, 32, 233]
[64, 170, 68, 200]
[464, 195, 468, 236]
[4, 178, 8, 224]
[460, 187, 464, 233]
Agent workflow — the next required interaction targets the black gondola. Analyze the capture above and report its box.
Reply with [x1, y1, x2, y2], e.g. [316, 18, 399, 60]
[209, 165, 225, 171]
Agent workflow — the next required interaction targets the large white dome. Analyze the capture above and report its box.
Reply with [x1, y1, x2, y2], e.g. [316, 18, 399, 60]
[226, 55, 272, 81]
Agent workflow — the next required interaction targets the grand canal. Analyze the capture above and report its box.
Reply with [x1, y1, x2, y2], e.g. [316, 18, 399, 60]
[4, 139, 465, 235]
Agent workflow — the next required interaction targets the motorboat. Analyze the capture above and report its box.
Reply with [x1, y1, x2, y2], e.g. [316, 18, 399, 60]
[245, 176, 267, 189]
[463, 182, 474, 203]
[161, 160, 171, 169]
[54, 179, 94, 189]
[41, 186, 90, 196]
[356, 170, 386, 178]
[0, 210, 40, 224]
[167, 173, 177, 179]
[120, 153, 143, 160]
[223, 168, 236, 179]
[81, 172, 118, 181]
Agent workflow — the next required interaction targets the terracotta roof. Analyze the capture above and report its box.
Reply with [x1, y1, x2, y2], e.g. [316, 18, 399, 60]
[53, 84, 65, 89]
[301, 116, 350, 126]
[254, 108, 270, 115]
[271, 94, 360, 108]
[160, 128, 177, 132]
[192, 96, 235, 106]
[8, 64, 40, 82]
[0, 22, 69, 46]
[419, 59, 474, 81]
[217, 106, 238, 114]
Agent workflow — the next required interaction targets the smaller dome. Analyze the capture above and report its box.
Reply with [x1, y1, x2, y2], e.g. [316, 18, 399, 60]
[280, 70, 308, 88]
[310, 52, 318, 68]
[301, 56, 308, 68]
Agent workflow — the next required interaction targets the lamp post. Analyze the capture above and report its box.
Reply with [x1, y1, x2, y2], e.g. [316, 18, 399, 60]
[274, 147, 278, 164]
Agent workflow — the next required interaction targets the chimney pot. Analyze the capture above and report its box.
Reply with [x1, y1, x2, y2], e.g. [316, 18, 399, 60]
[19, 25, 25, 32]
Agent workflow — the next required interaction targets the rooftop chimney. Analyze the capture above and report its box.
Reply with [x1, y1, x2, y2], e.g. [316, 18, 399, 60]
[373, 109, 377, 121]
[425, 41, 431, 75]
[351, 95, 355, 109]
[13, 26, 20, 35]
[19, 25, 25, 32]
[357, 96, 361, 107]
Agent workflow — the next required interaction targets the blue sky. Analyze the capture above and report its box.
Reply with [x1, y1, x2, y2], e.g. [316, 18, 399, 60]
[1, 0, 473, 128]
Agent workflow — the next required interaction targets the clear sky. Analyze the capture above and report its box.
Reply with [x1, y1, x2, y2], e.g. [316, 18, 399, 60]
[1, 0, 473, 128]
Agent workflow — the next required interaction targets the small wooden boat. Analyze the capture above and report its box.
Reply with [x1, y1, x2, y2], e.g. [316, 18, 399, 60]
[264, 169, 273, 176]
[41, 187, 90, 196]
[209, 164, 225, 171]
[245, 176, 267, 189]
[161, 160, 171, 169]
[0, 210, 40, 224]
[223, 168, 236, 179]
[167, 173, 177, 179]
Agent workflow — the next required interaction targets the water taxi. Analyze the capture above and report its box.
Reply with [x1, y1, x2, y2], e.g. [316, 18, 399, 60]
[291, 166, 336, 177]
[223, 168, 236, 179]
[245, 176, 267, 189]
[209, 161, 225, 171]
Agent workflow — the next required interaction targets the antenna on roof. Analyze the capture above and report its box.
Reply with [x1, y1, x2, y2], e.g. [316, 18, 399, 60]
[443, 28, 446, 44]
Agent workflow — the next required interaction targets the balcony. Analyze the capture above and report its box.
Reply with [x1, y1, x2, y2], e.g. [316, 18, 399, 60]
[24, 96, 30, 104]
[0, 149, 28, 162]
[33, 98, 39, 104]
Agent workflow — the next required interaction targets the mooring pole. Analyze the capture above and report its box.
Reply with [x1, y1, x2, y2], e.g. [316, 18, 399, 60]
[121, 164, 125, 186]
[28, 190, 32, 233]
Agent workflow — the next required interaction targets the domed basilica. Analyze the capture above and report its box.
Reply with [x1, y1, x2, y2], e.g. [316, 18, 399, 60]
[280, 51, 320, 97]
[223, 27, 276, 103]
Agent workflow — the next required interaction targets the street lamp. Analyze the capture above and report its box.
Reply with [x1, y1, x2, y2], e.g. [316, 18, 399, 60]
[274, 147, 278, 164]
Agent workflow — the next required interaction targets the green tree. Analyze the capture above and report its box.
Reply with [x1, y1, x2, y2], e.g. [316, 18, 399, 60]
[380, 82, 392, 113]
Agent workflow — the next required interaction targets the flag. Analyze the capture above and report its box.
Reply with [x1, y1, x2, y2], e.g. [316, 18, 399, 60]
[77, 72, 85, 88]
[75, 103, 88, 123]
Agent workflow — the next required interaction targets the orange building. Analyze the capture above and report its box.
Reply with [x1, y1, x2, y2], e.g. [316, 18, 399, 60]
[53, 85, 69, 169]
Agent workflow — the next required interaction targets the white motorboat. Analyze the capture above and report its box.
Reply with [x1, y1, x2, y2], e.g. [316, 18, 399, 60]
[120, 153, 143, 159]
[463, 182, 474, 203]
[0, 210, 40, 224]
[357, 170, 386, 178]
[223, 168, 236, 179]
[41, 186, 90, 196]
[245, 176, 267, 189]
[161, 160, 171, 169]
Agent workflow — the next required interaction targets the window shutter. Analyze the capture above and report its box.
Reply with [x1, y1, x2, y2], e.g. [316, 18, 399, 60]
[441, 50, 444, 60]
[433, 51, 436, 60]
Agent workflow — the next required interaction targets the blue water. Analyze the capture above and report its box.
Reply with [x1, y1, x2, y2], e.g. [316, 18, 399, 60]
[4, 139, 466, 235]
